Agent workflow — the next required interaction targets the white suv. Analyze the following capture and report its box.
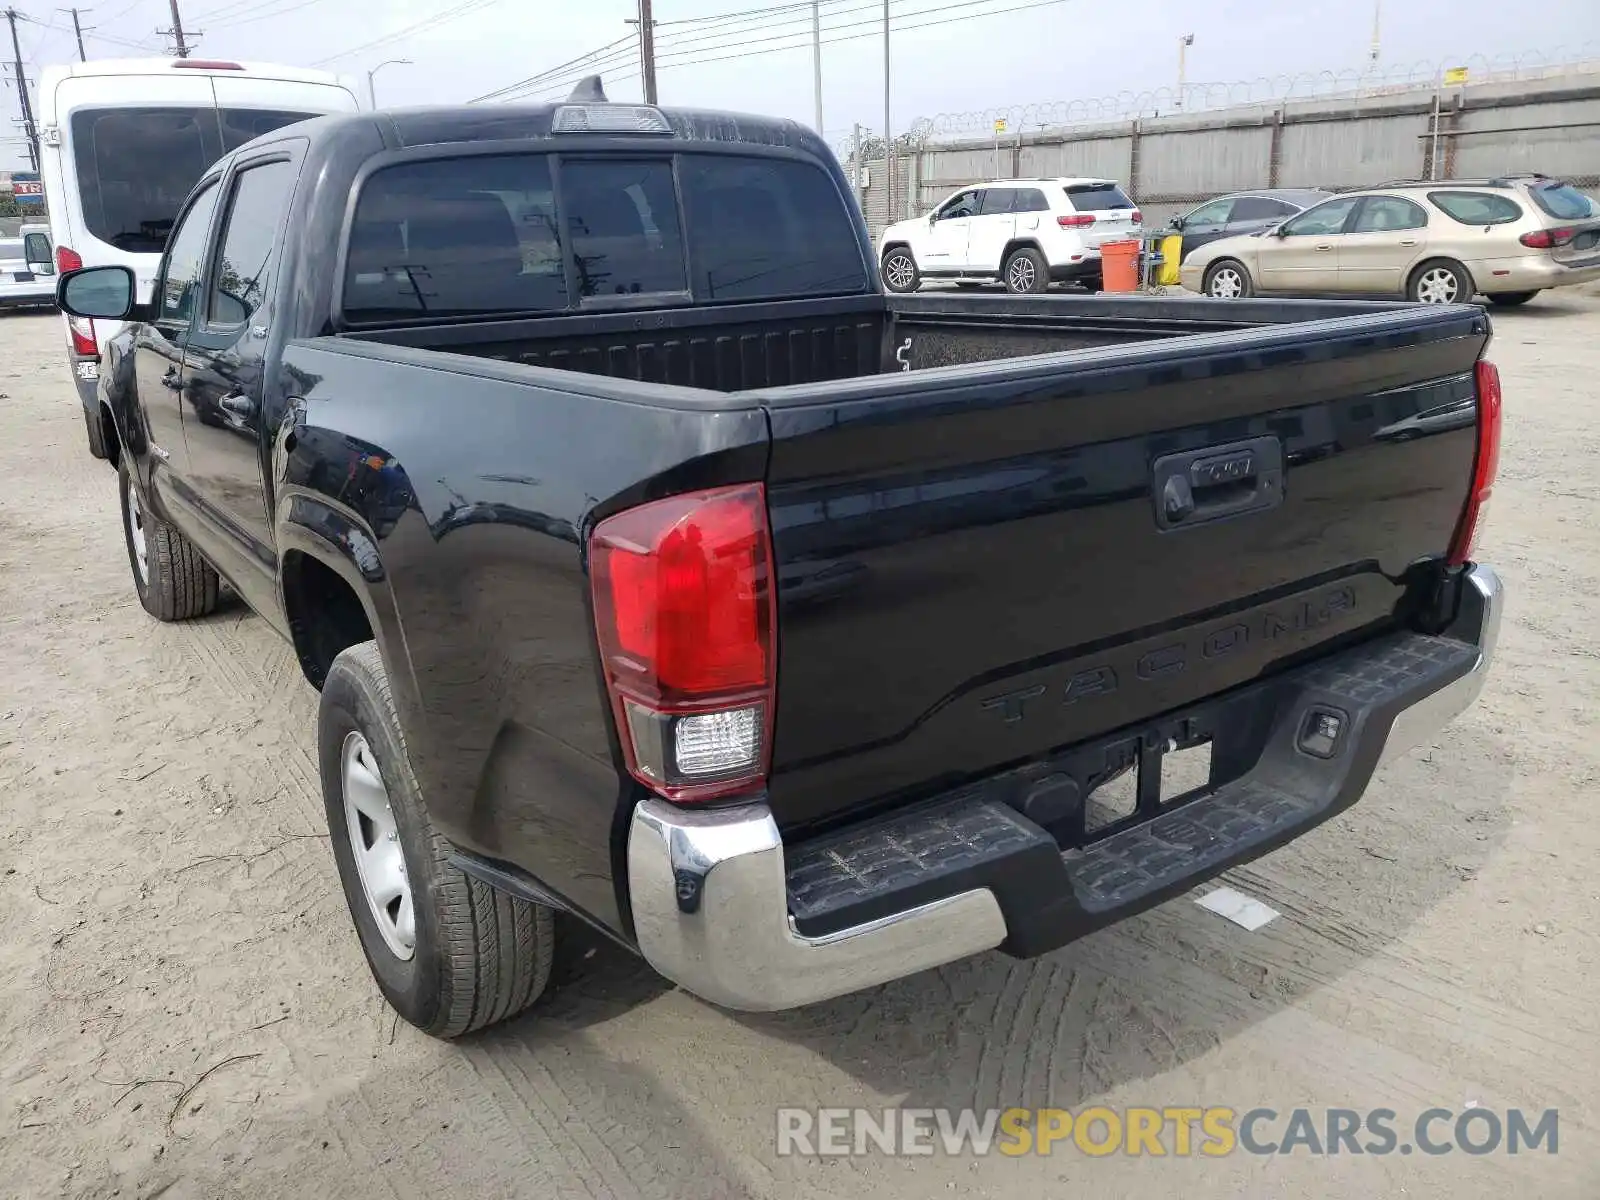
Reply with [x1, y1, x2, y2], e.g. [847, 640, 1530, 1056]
[879, 178, 1141, 294]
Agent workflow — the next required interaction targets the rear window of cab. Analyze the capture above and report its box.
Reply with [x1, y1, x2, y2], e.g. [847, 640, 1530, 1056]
[341, 151, 868, 323]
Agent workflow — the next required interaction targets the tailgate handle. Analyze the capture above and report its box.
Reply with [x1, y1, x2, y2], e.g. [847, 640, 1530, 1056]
[1153, 436, 1283, 530]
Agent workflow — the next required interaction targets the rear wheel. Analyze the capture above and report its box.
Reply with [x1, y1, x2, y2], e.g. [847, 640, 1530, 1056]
[319, 641, 555, 1038]
[1408, 259, 1472, 305]
[881, 247, 921, 293]
[1203, 260, 1253, 299]
[1003, 246, 1049, 294]
[1487, 290, 1539, 307]
[119, 455, 219, 621]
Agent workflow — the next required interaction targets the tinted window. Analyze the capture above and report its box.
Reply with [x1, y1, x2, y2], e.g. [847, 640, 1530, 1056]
[70, 107, 317, 254]
[1281, 196, 1359, 236]
[976, 189, 1014, 216]
[1012, 188, 1049, 213]
[563, 160, 685, 299]
[680, 156, 865, 301]
[209, 161, 295, 326]
[345, 155, 566, 321]
[1429, 191, 1522, 225]
[938, 190, 979, 220]
[1184, 198, 1233, 226]
[1066, 183, 1135, 211]
[158, 182, 219, 324]
[1230, 196, 1294, 221]
[1351, 196, 1428, 233]
[1528, 182, 1596, 220]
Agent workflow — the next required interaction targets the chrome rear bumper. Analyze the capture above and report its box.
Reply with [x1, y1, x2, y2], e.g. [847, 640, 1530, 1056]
[628, 564, 1502, 1012]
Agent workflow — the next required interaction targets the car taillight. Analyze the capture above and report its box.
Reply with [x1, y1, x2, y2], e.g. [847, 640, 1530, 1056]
[1057, 213, 1095, 228]
[1519, 227, 1576, 249]
[1130, 209, 1142, 223]
[589, 483, 777, 803]
[1448, 360, 1502, 567]
[67, 315, 98, 358]
[57, 245, 83, 273]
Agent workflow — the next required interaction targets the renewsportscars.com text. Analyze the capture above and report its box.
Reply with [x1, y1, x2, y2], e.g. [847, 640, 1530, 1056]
[775, 1106, 1559, 1158]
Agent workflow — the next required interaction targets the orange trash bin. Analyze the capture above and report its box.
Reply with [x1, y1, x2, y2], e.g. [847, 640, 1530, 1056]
[1099, 239, 1140, 293]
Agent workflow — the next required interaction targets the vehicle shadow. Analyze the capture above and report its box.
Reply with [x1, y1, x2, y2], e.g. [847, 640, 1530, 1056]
[722, 731, 1516, 1111]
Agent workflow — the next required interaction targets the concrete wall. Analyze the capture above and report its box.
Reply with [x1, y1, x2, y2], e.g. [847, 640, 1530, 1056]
[859, 72, 1600, 238]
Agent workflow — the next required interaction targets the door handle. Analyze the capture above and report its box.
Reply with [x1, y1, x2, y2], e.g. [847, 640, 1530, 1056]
[219, 393, 256, 419]
[1399, 239, 1418, 247]
[1153, 436, 1284, 531]
[161, 371, 182, 391]
[1314, 244, 1334, 251]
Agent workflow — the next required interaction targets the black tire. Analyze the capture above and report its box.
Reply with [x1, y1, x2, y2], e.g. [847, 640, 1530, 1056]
[84, 405, 108, 460]
[1003, 246, 1049, 294]
[1203, 259, 1254, 299]
[118, 455, 219, 621]
[880, 246, 920, 293]
[1487, 290, 1539, 307]
[1408, 258, 1473, 305]
[319, 641, 555, 1039]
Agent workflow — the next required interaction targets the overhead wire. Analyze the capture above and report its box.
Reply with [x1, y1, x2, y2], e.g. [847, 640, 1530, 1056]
[310, 0, 500, 67]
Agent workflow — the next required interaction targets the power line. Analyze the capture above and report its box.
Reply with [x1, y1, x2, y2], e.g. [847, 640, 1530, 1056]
[310, 0, 499, 67]
[209, 0, 325, 29]
[470, 33, 635, 103]
[489, 0, 1069, 105]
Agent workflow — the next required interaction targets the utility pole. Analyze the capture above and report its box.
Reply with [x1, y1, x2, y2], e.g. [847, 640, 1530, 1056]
[366, 58, 411, 110]
[636, 0, 657, 104]
[4, 8, 37, 171]
[810, 0, 822, 132]
[60, 6, 88, 62]
[851, 121, 861, 209]
[1175, 33, 1193, 110]
[160, 0, 190, 57]
[882, 0, 892, 222]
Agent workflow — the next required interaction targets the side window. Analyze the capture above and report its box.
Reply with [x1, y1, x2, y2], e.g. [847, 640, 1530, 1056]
[1281, 196, 1360, 237]
[562, 159, 686, 299]
[1230, 196, 1288, 221]
[938, 190, 979, 220]
[158, 181, 220, 325]
[1013, 188, 1049, 213]
[1429, 191, 1523, 226]
[976, 189, 1013, 216]
[1184, 198, 1234, 226]
[208, 160, 296, 327]
[1351, 196, 1428, 233]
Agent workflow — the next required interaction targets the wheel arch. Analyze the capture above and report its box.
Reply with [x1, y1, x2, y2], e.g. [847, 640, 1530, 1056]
[1408, 256, 1476, 297]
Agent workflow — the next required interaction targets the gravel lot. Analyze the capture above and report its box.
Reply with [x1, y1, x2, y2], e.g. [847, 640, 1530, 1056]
[1, 296, 1597, 1199]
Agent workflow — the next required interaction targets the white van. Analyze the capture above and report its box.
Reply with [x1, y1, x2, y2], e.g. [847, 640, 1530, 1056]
[37, 57, 360, 458]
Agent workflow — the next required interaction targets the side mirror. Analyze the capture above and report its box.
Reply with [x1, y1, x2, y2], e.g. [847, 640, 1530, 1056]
[27, 262, 54, 277]
[1273, 225, 1290, 238]
[58, 265, 137, 320]
[1170, 215, 1185, 230]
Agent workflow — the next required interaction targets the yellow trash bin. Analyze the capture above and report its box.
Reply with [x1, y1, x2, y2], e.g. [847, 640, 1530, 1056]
[1156, 234, 1183, 286]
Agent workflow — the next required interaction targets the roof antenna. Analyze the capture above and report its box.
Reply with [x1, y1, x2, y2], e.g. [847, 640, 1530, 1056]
[568, 75, 608, 103]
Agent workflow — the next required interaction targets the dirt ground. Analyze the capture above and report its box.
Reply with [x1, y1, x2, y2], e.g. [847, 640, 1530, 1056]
[1, 296, 1597, 1200]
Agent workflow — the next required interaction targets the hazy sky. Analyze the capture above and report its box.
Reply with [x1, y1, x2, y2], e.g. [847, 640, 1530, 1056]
[4, 0, 1598, 170]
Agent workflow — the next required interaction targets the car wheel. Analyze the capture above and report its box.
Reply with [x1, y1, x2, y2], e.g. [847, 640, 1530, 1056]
[1408, 259, 1472, 305]
[83, 405, 108, 460]
[1204, 260, 1253, 299]
[881, 247, 921, 293]
[1487, 290, 1539, 307]
[319, 641, 556, 1039]
[119, 454, 219, 621]
[1003, 247, 1049, 294]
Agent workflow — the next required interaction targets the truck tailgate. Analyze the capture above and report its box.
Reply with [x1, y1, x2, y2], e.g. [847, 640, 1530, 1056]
[758, 305, 1488, 833]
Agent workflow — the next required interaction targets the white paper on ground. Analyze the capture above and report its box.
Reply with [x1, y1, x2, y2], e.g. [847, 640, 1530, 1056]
[1195, 886, 1280, 931]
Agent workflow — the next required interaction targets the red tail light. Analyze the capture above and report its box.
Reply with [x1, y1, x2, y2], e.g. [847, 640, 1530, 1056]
[590, 483, 777, 803]
[1448, 360, 1502, 566]
[1519, 227, 1575, 249]
[1057, 213, 1095, 228]
[57, 245, 83, 273]
[1130, 209, 1143, 223]
[67, 315, 98, 357]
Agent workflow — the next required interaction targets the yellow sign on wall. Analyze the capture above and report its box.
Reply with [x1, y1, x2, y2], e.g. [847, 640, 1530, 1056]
[993, 118, 1007, 134]
[1443, 66, 1469, 86]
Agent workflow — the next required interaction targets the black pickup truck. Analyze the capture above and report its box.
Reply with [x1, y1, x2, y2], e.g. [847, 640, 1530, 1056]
[58, 82, 1504, 1038]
